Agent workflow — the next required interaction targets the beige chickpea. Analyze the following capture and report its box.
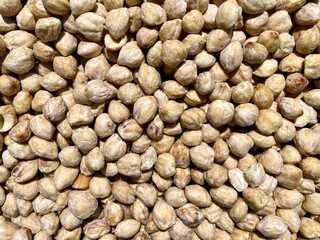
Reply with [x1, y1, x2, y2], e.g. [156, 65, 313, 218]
[106, 8, 130, 40]
[0, 75, 20, 97]
[265, 10, 292, 33]
[245, 11, 268, 36]
[162, 81, 187, 100]
[194, 51, 216, 69]
[164, 187, 187, 208]
[304, 54, 320, 79]
[40, 72, 67, 93]
[146, 41, 163, 68]
[182, 34, 206, 56]
[7, 142, 36, 160]
[209, 62, 229, 82]
[33, 41, 58, 63]
[204, 163, 228, 188]
[159, 19, 182, 42]
[295, 3, 320, 25]
[118, 41, 145, 68]
[275, 0, 306, 12]
[295, 27, 319, 55]
[104, 201, 123, 226]
[53, 56, 77, 80]
[0, 0, 22, 17]
[69, 0, 95, 15]
[61, 13, 78, 33]
[86, 80, 115, 104]
[29, 115, 54, 141]
[116, 152, 140, 177]
[257, 30, 280, 53]
[258, 148, 283, 175]
[257, 216, 288, 238]
[184, 90, 207, 107]
[226, 133, 253, 158]
[71, 126, 97, 154]
[54, 31, 77, 56]
[29, 136, 58, 160]
[163, 0, 187, 19]
[19, 73, 42, 94]
[261, 64, 287, 83]
[57, 146, 81, 168]
[264, 74, 286, 95]
[31, 90, 52, 114]
[41, 0, 69, 15]
[174, 60, 197, 86]
[128, 6, 142, 33]
[68, 191, 98, 220]
[35, 18, 62, 43]
[152, 200, 176, 231]
[182, 10, 204, 34]
[12, 91, 32, 115]
[118, 118, 143, 141]
[278, 127, 298, 147]
[238, 0, 267, 14]
[210, 185, 237, 209]
[77, 41, 103, 58]
[180, 108, 205, 130]
[158, 100, 183, 123]
[9, 120, 31, 143]
[115, 219, 141, 239]
[243, 42, 268, 64]
[273, 32, 295, 58]
[232, 81, 254, 104]
[216, 0, 240, 29]
[234, 103, 259, 127]
[209, 82, 232, 102]
[279, 53, 304, 74]
[108, 100, 130, 124]
[112, 181, 136, 205]
[0, 15, 17, 35]
[202, 4, 217, 29]
[42, 96, 67, 122]
[152, 134, 175, 154]
[207, 100, 234, 128]
[125, 0, 141, 7]
[133, 96, 157, 125]
[3, 47, 35, 74]
[103, 0, 124, 10]
[84, 147, 105, 172]
[300, 217, 320, 239]
[140, 2, 166, 26]
[162, 40, 187, 68]
[244, 163, 266, 187]
[117, 83, 142, 105]
[3, 30, 36, 51]
[131, 134, 151, 154]
[93, 113, 115, 139]
[102, 133, 127, 162]
[137, 27, 158, 48]
[76, 12, 105, 42]
[220, 41, 243, 72]
[154, 153, 175, 178]
[181, 129, 203, 147]
[172, 167, 190, 189]
[206, 29, 231, 53]
[83, 219, 110, 239]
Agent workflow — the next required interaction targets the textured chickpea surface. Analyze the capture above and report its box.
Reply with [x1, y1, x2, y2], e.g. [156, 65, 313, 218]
[0, 0, 320, 239]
